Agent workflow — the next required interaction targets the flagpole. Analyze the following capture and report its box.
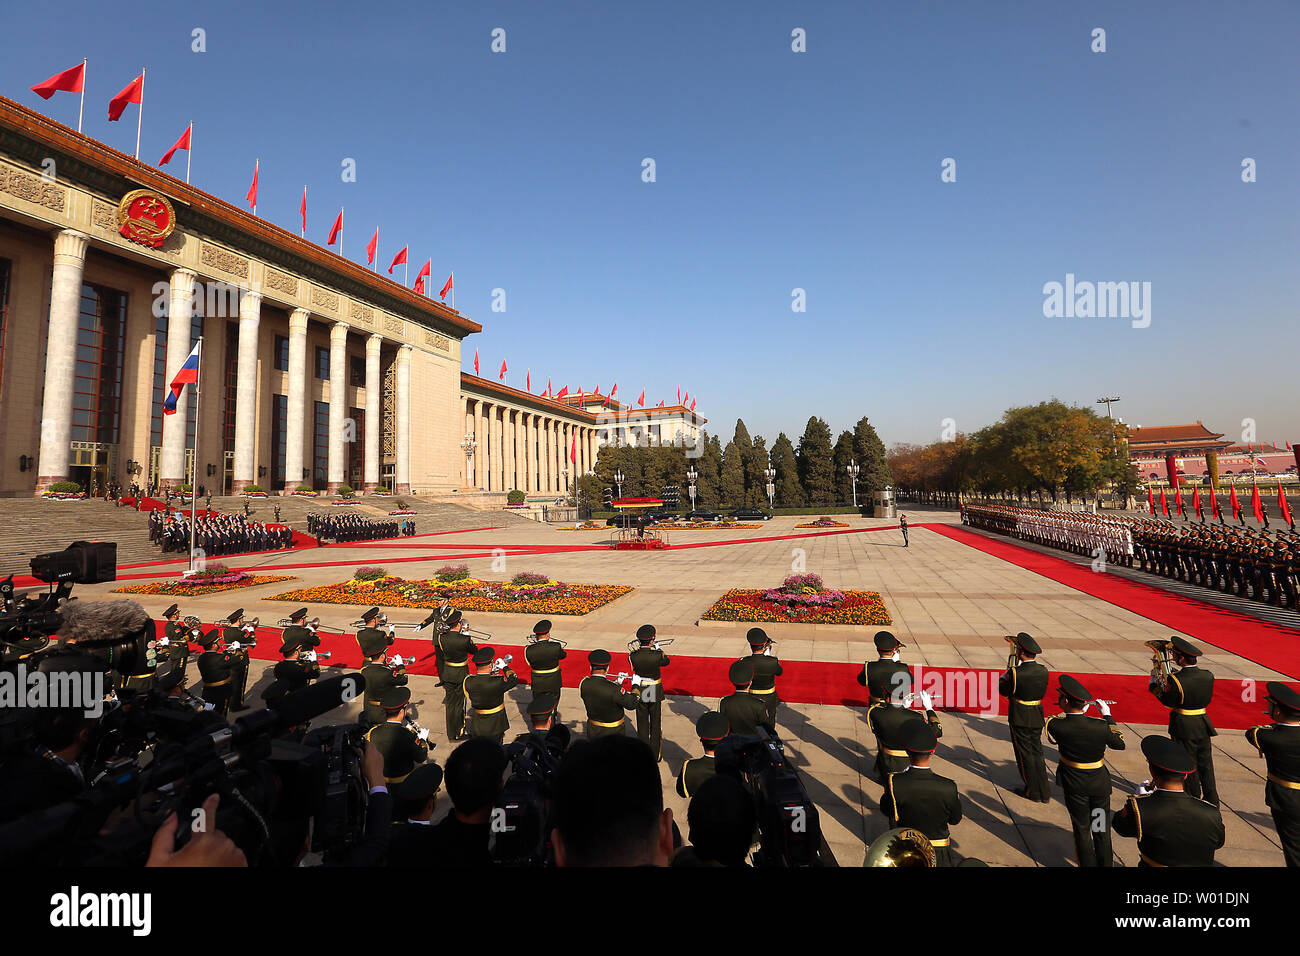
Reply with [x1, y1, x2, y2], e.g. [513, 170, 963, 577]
[188, 336, 203, 573]
[135, 68, 145, 160]
[252, 158, 258, 216]
[77, 59, 86, 134]
[404, 260, 408, 286]
[186, 123, 192, 184]
[340, 206, 344, 257]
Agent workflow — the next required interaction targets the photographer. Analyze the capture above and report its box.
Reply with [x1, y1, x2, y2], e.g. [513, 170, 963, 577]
[672, 774, 756, 867]
[384, 762, 444, 866]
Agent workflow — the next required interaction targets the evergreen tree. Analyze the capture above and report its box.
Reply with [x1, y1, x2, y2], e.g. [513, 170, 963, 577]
[852, 416, 893, 497]
[796, 416, 835, 505]
[694, 432, 723, 508]
[771, 432, 802, 506]
[720, 440, 745, 508]
[832, 430, 856, 502]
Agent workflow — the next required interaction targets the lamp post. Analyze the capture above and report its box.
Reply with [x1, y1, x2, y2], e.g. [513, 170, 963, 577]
[846, 458, 860, 508]
[764, 466, 776, 510]
[686, 465, 698, 513]
[460, 432, 478, 489]
[614, 468, 625, 500]
[562, 467, 570, 512]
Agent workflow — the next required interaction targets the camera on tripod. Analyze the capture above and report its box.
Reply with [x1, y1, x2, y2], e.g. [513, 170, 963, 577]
[489, 724, 570, 866]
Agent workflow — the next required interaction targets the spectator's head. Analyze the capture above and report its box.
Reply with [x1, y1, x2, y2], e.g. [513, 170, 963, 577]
[687, 774, 755, 866]
[551, 736, 673, 867]
[391, 762, 443, 822]
[444, 737, 507, 821]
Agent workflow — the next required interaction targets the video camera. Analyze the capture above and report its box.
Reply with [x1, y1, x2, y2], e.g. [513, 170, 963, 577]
[489, 723, 571, 866]
[713, 725, 833, 867]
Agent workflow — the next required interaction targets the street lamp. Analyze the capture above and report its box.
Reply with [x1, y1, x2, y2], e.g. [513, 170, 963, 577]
[562, 467, 570, 511]
[764, 466, 776, 510]
[846, 458, 860, 508]
[614, 469, 625, 500]
[1096, 396, 1121, 419]
[686, 465, 698, 513]
[460, 432, 478, 488]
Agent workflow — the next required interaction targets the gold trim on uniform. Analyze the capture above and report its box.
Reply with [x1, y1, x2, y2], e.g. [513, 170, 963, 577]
[1061, 758, 1104, 770]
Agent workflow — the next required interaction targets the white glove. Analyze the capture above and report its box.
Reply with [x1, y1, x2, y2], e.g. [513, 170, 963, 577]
[919, 691, 934, 711]
[1135, 779, 1154, 795]
[417, 728, 430, 742]
[386, 624, 396, 635]
[1095, 700, 1111, 717]
[891, 651, 900, 662]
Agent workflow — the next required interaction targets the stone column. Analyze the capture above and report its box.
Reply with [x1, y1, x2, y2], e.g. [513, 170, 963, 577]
[35, 230, 90, 494]
[541, 417, 552, 492]
[553, 421, 563, 493]
[492, 405, 504, 491]
[231, 289, 262, 493]
[283, 309, 309, 493]
[326, 322, 349, 493]
[160, 267, 197, 489]
[364, 334, 382, 493]
[519, 412, 530, 492]
[504, 408, 516, 491]
[475, 401, 487, 490]
[395, 344, 412, 494]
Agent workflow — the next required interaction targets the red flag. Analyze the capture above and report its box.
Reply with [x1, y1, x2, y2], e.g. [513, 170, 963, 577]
[690, 397, 697, 412]
[683, 390, 690, 406]
[1287, 441, 1292, 450]
[1279, 480, 1293, 525]
[570, 431, 577, 463]
[556, 385, 569, 399]
[1191, 484, 1202, 518]
[327, 209, 343, 246]
[1251, 481, 1264, 524]
[366, 229, 379, 265]
[544, 378, 551, 397]
[31, 62, 85, 99]
[657, 399, 665, 409]
[108, 72, 143, 121]
[499, 359, 507, 381]
[388, 246, 408, 274]
[439, 272, 453, 301]
[1160, 487, 1169, 516]
[413, 260, 431, 294]
[300, 187, 307, 235]
[677, 387, 681, 405]
[473, 349, 479, 375]
[1229, 483, 1241, 521]
[1147, 487, 1156, 515]
[637, 388, 645, 407]
[246, 161, 258, 210]
[1209, 485, 1221, 520]
[1175, 488, 1184, 517]
[526, 370, 531, 392]
[158, 124, 191, 167]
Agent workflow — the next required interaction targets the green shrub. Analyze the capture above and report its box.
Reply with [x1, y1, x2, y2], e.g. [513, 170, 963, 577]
[338, 484, 355, 498]
[507, 489, 526, 503]
[510, 571, 549, 586]
[296, 484, 314, 492]
[49, 480, 82, 494]
[244, 484, 263, 493]
[435, 564, 470, 583]
[176, 483, 192, 493]
[353, 566, 387, 581]
[395, 499, 408, 510]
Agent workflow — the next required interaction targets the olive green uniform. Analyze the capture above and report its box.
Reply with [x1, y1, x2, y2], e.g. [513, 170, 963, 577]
[999, 660, 1050, 800]
[366, 719, 429, 783]
[719, 691, 771, 737]
[880, 766, 963, 866]
[1045, 712, 1126, 867]
[437, 629, 477, 739]
[464, 668, 520, 745]
[742, 652, 782, 724]
[579, 674, 639, 738]
[1151, 666, 1218, 805]
[629, 645, 671, 759]
[1112, 789, 1225, 866]
[676, 755, 717, 798]
[1246, 722, 1300, 866]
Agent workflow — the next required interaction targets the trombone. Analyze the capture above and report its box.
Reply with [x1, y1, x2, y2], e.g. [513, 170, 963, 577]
[529, 632, 568, 646]
[1146, 639, 1174, 692]
[626, 637, 673, 652]
[277, 615, 322, 630]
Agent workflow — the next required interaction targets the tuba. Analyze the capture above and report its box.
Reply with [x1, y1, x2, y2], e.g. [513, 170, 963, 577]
[1146, 639, 1174, 692]
[863, 828, 936, 868]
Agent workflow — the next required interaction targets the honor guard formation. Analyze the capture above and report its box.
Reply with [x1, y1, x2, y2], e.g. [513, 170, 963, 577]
[149, 508, 294, 555]
[306, 512, 416, 544]
[963, 504, 1299, 611]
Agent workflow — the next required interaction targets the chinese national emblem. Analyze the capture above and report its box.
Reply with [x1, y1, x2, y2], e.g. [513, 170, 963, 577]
[116, 189, 176, 248]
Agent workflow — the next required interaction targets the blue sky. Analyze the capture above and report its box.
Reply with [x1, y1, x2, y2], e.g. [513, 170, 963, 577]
[6, 0, 1298, 449]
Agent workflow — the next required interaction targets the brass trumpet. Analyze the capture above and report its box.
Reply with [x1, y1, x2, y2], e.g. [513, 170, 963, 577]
[182, 615, 202, 629]
[626, 638, 673, 652]
[1146, 639, 1174, 692]
[1003, 635, 1019, 672]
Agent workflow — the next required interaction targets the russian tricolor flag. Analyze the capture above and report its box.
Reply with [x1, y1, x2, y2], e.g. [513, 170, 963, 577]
[162, 342, 200, 415]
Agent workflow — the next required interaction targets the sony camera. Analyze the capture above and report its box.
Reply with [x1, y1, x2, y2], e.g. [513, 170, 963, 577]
[489, 724, 571, 866]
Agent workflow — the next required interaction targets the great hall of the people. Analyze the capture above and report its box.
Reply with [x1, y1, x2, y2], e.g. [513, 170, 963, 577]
[0, 97, 703, 501]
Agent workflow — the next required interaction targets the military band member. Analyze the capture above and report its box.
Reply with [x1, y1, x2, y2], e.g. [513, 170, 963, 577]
[867, 673, 941, 781]
[195, 626, 249, 716]
[741, 627, 782, 724]
[280, 606, 320, 656]
[464, 646, 519, 746]
[1246, 681, 1300, 867]
[359, 632, 406, 726]
[1045, 674, 1126, 867]
[719, 660, 772, 736]
[1149, 635, 1218, 806]
[1112, 735, 1225, 867]
[629, 623, 671, 759]
[579, 649, 639, 738]
[221, 607, 256, 649]
[513, 693, 562, 745]
[355, 606, 394, 659]
[524, 618, 566, 711]
[998, 632, 1050, 802]
[677, 711, 729, 799]
[160, 603, 191, 672]
[437, 610, 477, 740]
[262, 621, 323, 703]
[857, 631, 910, 705]
[879, 721, 962, 866]
[366, 686, 430, 784]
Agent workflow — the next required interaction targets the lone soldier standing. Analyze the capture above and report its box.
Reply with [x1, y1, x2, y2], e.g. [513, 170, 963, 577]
[1149, 636, 1218, 806]
[720, 660, 772, 736]
[463, 646, 520, 746]
[1246, 681, 1300, 867]
[1046, 675, 1126, 867]
[879, 722, 962, 865]
[365, 686, 430, 784]
[1112, 735, 1225, 867]
[998, 632, 1050, 802]
[629, 623, 671, 760]
[741, 627, 782, 726]
[899, 513, 909, 548]
[524, 618, 566, 714]
[437, 610, 477, 740]
[676, 711, 729, 799]
[579, 649, 639, 738]
[857, 631, 910, 705]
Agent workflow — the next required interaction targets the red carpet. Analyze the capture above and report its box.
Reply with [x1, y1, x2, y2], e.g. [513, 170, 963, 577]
[173, 622, 1297, 730]
[928, 523, 1300, 679]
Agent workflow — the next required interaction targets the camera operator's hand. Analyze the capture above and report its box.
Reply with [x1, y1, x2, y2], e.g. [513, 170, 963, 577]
[362, 738, 386, 790]
[146, 794, 247, 867]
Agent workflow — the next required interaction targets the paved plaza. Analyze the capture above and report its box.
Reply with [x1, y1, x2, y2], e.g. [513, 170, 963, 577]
[67, 506, 1296, 867]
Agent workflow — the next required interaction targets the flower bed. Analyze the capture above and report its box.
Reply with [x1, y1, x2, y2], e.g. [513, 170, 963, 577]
[267, 571, 632, 616]
[389, 510, 416, 516]
[42, 493, 86, 500]
[558, 521, 603, 531]
[701, 573, 890, 624]
[330, 499, 361, 506]
[795, 517, 850, 528]
[658, 521, 763, 530]
[292, 490, 319, 497]
[114, 573, 296, 596]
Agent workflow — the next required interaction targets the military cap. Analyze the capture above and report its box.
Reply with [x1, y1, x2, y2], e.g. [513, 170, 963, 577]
[696, 711, 730, 742]
[745, 627, 770, 647]
[227, 608, 245, 623]
[1169, 636, 1202, 658]
[289, 607, 309, 622]
[197, 628, 222, 648]
[636, 624, 656, 643]
[588, 649, 612, 667]
[358, 628, 391, 658]
[155, 663, 185, 692]
[360, 606, 381, 623]
[163, 603, 179, 618]
[1013, 632, 1041, 655]
[527, 693, 559, 718]
[280, 632, 307, 656]
[1266, 681, 1300, 714]
[899, 720, 938, 754]
[533, 619, 552, 636]
[1140, 735, 1194, 775]
[391, 761, 443, 800]
[874, 630, 904, 652]
[379, 685, 411, 711]
[728, 659, 754, 686]
[1057, 674, 1093, 703]
[473, 647, 495, 666]
[445, 609, 463, 627]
